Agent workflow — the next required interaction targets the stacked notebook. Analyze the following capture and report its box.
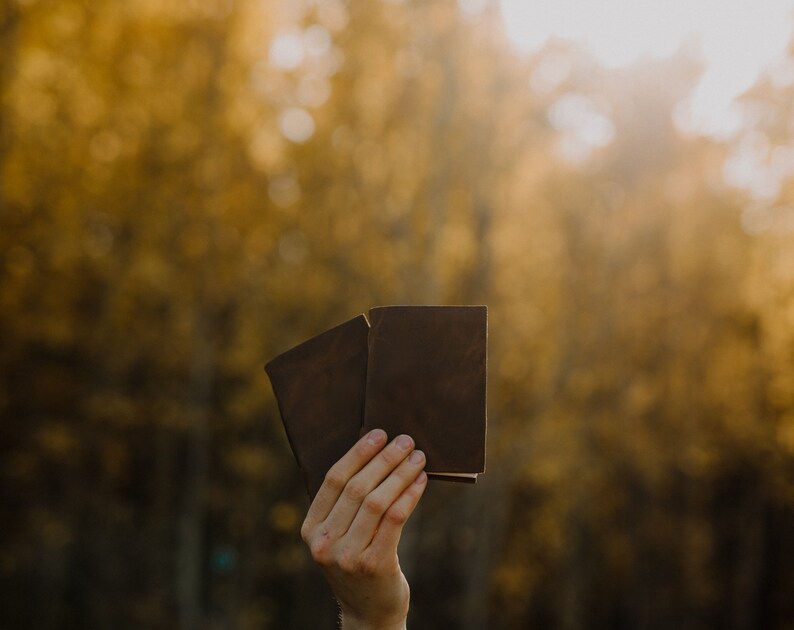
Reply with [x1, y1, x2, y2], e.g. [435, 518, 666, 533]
[265, 306, 487, 497]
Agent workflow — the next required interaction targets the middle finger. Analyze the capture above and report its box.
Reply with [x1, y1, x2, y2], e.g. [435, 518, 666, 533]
[322, 434, 415, 537]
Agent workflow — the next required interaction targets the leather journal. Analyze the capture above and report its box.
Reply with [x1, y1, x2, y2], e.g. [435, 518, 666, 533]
[265, 315, 370, 498]
[265, 306, 487, 497]
[363, 306, 487, 482]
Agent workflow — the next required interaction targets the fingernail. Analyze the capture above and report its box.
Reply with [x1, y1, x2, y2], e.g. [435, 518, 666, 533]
[395, 434, 413, 450]
[409, 450, 424, 465]
[367, 429, 386, 445]
[415, 471, 427, 485]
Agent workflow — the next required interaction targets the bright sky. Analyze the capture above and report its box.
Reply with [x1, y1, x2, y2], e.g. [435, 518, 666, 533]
[499, 0, 794, 139]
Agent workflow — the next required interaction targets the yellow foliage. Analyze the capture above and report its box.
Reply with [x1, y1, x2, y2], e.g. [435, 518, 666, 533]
[2, 0, 794, 626]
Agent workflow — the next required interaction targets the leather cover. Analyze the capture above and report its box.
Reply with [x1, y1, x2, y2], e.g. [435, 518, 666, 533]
[265, 315, 369, 498]
[363, 305, 487, 480]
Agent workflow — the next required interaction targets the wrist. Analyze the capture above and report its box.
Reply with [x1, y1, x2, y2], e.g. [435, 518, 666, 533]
[340, 616, 407, 630]
[339, 608, 407, 630]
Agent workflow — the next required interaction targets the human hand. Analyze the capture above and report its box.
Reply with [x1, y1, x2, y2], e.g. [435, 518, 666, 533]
[300, 429, 428, 630]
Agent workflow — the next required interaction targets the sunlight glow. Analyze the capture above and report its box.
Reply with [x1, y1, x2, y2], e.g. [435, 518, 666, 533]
[547, 94, 615, 164]
[500, 0, 794, 138]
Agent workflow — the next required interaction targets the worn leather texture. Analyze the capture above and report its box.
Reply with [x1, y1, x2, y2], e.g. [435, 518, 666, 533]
[265, 315, 369, 498]
[363, 305, 487, 477]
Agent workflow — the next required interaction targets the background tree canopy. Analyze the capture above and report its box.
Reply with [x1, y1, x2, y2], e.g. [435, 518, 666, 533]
[1, 0, 794, 628]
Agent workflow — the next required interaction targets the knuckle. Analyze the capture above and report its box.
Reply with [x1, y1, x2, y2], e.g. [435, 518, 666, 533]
[363, 495, 386, 515]
[323, 469, 346, 492]
[354, 438, 374, 457]
[309, 538, 331, 565]
[396, 461, 420, 482]
[385, 505, 407, 525]
[379, 444, 402, 467]
[300, 521, 311, 543]
[336, 548, 357, 574]
[343, 479, 367, 502]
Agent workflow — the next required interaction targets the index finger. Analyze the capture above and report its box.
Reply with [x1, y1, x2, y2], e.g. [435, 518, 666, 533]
[304, 428, 388, 526]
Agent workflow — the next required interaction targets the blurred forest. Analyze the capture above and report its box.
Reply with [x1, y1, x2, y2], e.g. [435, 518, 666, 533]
[2, 0, 794, 628]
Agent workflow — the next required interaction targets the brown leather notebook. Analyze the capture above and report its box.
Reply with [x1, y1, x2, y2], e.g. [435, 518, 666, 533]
[363, 305, 487, 482]
[265, 315, 370, 498]
[266, 306, 487, 495]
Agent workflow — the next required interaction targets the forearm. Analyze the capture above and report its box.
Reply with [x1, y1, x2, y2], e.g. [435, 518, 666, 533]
[340, 612, 407, 630]
[336, 578, 410, 629]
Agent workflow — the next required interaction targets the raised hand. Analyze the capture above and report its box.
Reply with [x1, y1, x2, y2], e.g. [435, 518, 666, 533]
[300, 429, 428, 630]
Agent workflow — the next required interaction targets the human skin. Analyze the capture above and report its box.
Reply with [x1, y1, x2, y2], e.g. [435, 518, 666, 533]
[300, 429, 428, 630]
